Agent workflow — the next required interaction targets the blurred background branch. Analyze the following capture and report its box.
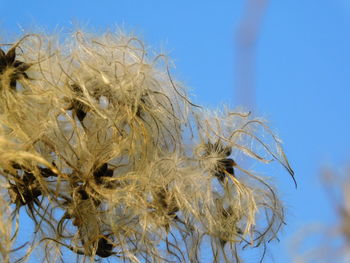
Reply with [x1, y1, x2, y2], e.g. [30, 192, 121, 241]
[235, 0, 268, 112]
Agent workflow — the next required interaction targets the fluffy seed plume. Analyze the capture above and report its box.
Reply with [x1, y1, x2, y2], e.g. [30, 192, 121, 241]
[0, 31, 294, 262]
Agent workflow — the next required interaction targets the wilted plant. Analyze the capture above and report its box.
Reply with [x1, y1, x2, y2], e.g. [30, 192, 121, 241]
[0, 31, 294, 262]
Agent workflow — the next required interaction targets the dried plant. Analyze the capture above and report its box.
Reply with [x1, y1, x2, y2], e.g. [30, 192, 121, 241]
[0, 31, 294, 262]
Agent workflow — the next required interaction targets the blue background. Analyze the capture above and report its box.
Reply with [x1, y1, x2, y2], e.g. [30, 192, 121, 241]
[1, 0, 350, 262]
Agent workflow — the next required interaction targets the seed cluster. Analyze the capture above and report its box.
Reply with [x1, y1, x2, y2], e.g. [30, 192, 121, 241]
[0, 32, 294, 262]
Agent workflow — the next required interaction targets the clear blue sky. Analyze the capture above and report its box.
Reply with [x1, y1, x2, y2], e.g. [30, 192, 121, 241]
[2, 0, 350, 262]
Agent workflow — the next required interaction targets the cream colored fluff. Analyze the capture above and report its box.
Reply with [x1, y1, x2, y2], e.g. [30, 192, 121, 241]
[0, 31, 293, 262]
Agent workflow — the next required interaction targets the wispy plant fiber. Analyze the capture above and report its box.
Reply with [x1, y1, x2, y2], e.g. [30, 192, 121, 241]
[0, 31, 294, 262]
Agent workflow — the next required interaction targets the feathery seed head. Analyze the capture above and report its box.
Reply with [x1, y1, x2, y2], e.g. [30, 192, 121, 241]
[0, 31, 294, 262]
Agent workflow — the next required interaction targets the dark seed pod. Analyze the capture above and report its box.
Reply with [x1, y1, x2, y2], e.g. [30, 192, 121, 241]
[22, 187, 42, 205]
[94, 163, 108, 178]
[11, 162, 22, 170]
[9, 183, 42, 206]
[5, 47, 16, 65]
[39, 167, 57, 178]
[67, 84, 90, 122]
[71, 84, 82, 93]
[76, 108, 87, 122]
[0, 46, 32, 90]
[95, 163, 113, 178]
[96, 236, 113, 258]
[0, 48, 5, 62]
[66, 98, 88, 123]
[22, 171, 36, 185]
[93, 163, 113, 185]
[13, 60, 31, 72]
[215, 158, 236, 182]
[77, 188, 89, 200]
[205, 141, 232, 157]
[218, 158, 236, 175]
[156, 188, 179, 218]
